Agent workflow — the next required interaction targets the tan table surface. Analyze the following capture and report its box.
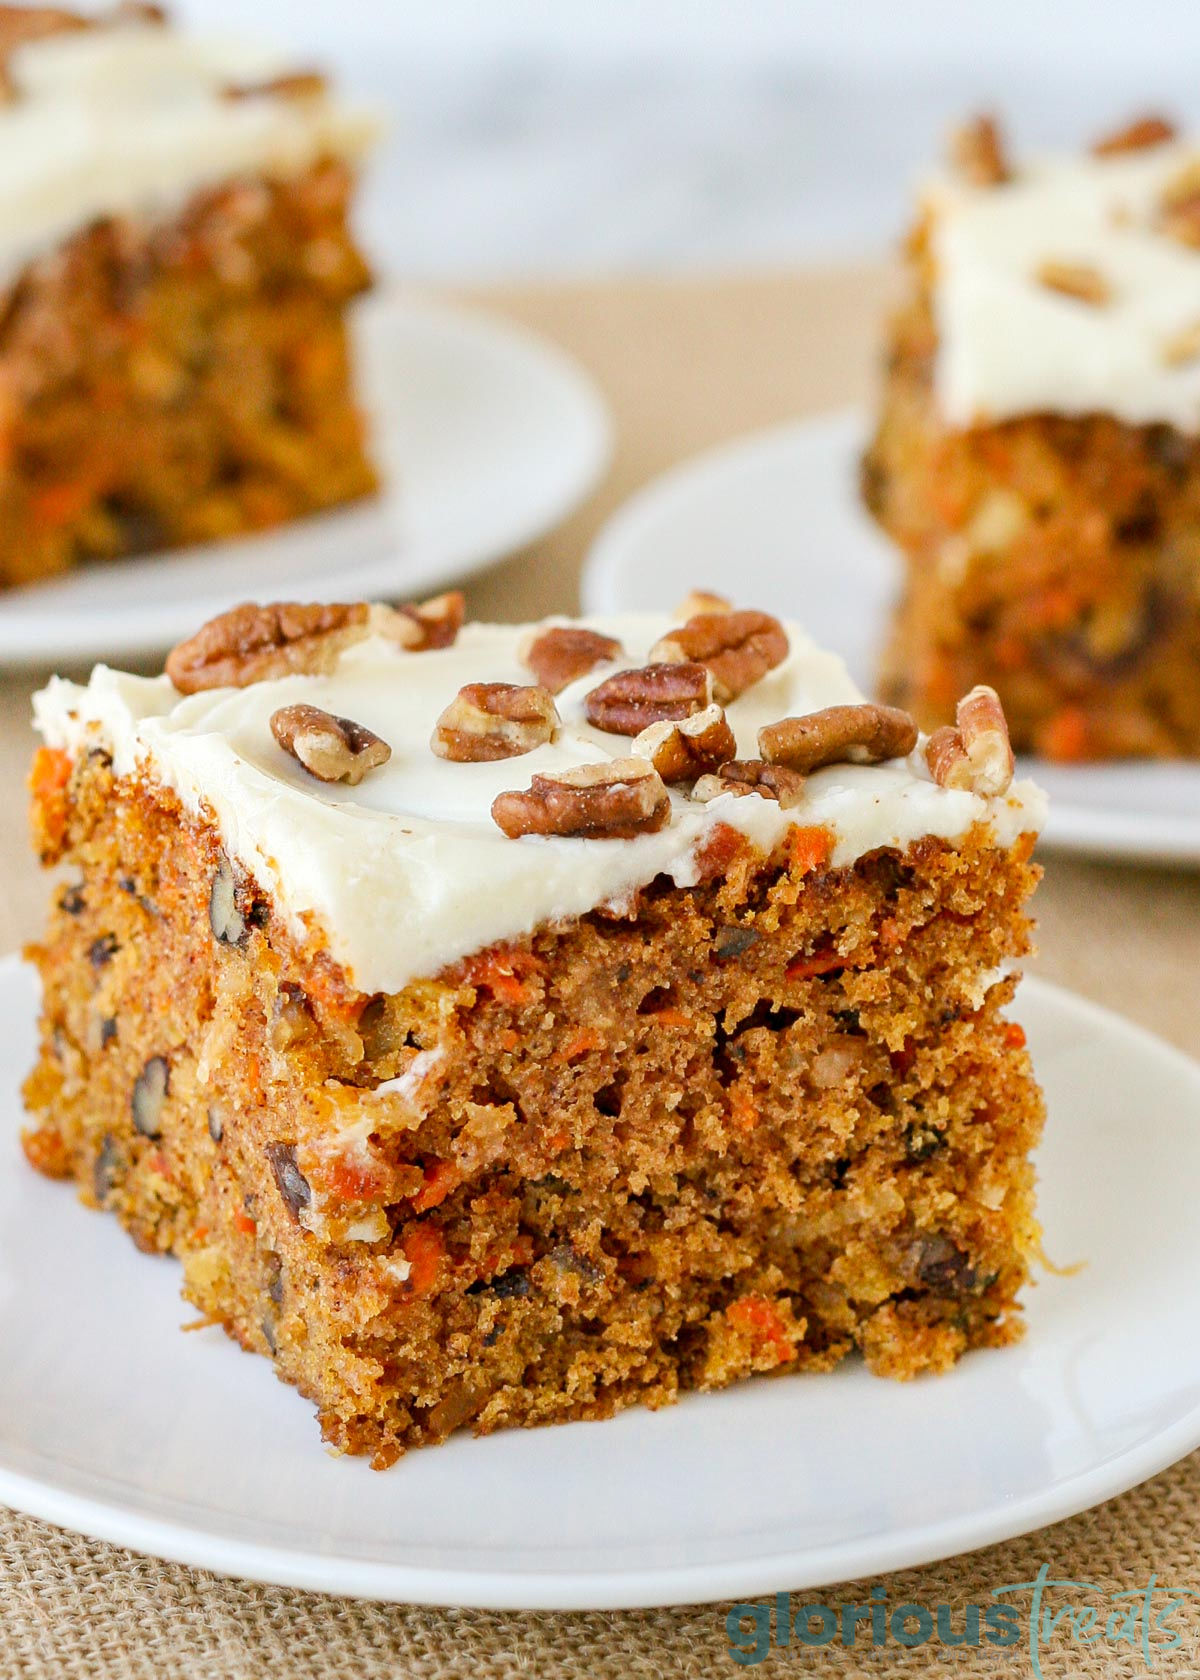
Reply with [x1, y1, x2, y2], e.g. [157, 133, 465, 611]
[1, 267, 1198, 1679]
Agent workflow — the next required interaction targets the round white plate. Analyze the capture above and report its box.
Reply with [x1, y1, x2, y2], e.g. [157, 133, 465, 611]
[2, 958, 1199, 1608]
[583, 411, 1200, 866]
[0, 293, 611, 669]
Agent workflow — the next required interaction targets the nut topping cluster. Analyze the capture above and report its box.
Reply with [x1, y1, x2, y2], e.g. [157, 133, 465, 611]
[165, 591, 464, 694]
[1034, 260, 1111, 306]
[432, 683, 559, 762]
[491, 759, 670, 840]
[648, 608, 788, 703]
[584, 662, 712, 735]
[1091, 115, 1175, 156]
[925, 685, 1015, 796]
[270, 703, 392, 785]
[693, 759, 806, 809]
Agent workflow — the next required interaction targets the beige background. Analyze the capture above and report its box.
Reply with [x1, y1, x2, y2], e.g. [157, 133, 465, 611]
[0, 268, 1198, 1677]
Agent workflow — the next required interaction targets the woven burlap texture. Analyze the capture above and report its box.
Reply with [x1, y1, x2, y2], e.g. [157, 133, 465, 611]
[2, 1448, 1199, 1680]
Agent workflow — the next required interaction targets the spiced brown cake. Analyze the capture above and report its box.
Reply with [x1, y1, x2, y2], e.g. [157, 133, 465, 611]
[0, 5, 377, 589]
[864, 114, 1200, 760]
[23, 594, 1046, 1465]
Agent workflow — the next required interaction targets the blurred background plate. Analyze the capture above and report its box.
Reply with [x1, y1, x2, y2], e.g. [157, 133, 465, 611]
[0, 292, 610, 670]
[583, 410, 1200, 867]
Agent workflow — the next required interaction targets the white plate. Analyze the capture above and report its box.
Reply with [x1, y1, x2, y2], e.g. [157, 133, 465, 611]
[583, 412, 1200, 866]
[2, 958, 1200, 1608]
[0, 293, 611, 669]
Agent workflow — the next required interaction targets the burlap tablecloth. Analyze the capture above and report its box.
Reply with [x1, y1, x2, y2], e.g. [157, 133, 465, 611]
[0, 268, 1197, 1678]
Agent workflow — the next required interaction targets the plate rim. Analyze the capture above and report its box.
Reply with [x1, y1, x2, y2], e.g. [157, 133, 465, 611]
[1, 953, 1199, 1610]
[582, 407, 1200, 870]
[0, 290, 612, 669]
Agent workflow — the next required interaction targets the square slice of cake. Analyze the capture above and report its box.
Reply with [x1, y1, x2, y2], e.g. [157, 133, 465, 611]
[23, 592, 1046, 1466]
[863, 112, 1200, 759]
[0, 5, 378, 588]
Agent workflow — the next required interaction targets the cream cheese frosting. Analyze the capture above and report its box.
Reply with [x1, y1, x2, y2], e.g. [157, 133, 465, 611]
[34, 614, 1045, 996]
[930, 140, 1200, 432]
[0, 19, 376, 290]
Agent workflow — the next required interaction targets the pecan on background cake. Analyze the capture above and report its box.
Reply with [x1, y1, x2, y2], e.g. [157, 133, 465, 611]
[24, 592, 1045, 1466]
[863, 113, 1200, 761]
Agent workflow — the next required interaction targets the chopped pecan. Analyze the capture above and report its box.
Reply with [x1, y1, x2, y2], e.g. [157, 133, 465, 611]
[631, 704, 737, 783]
[1034, 261, 1110, 305]
[1160, 161, 1200, 247]
[693, 759, 806, 809]
[1162, 319, 1200, 366]
[649, 609, 788, 703]
[674, 589, 732, 620]
[759, 703, 917, 774]
[1091, 114, 1175, 156]
[377, 591, 466, 652]
[584, 662, 712, 735]
[949, 114, 1009, 186]
[520, 625, 622, 694]
[224, 69, 327, 101]
[270, 703, 391, 785]
[166, 601, 370, 693]
[925, 686, 1014, 796]
[492, 759, 670, 839]
[432, 683, 559, 762]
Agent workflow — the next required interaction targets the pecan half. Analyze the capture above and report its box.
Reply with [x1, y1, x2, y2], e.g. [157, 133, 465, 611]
[649, 609, 788, 704]
[1162, 319, 1200, 366]
[925, 686, 1014, 797]
[949, 114, 1009, 187]
[692, 759, 806, 809]
[1034, 261, 1110, 306]
[1160, 161, 1200, 247]
[520, 625, 622, 694]
[492, 759, 670, 839]
[674, 589, 732, 620]
[166, 601, 370, 693]
[432, 683, 559, 762]
[224, 69, 327, 102]
[584, 662, 711, 735]
[956, 685, 1015, 794]
[631, 704, 737, 783]
[759, 703, 917, 774]
[1091, 114, 1175, 156]
[271, 703, 391, 785]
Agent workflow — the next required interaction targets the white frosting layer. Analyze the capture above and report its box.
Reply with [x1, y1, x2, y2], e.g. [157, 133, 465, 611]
[0, 21, 375, 288]
[930, 140, 1200, 432]
[33, 615, 1046, 995]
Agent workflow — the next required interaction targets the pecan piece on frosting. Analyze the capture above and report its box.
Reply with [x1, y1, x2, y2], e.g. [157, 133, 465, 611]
[949, 114, 1009, 187]
[692, 759, 806, 810]
[492, 759, 669, 840]
[375, 591, 466, 652]
[584, 662, 712, 736]
[649, 609, 788, 704]
[224, 69, 327, 102]
[1091, 114, 1175, 156]
[270, 703, 391, 785]
[926, 686, 1015, 796]
[166, 600, 370, 694]
[631, 705, 736, 784]
[432, 682, 559, 762]
[759, 703, 917, 775]
[673, 589, 732, 621]
[1160, 161, 1200, 248]
[520, 625, 622, 694]
[1034, 260, 1111, 306]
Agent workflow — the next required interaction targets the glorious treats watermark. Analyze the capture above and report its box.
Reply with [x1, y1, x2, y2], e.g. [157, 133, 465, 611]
[724, 1564, 1199, 1672]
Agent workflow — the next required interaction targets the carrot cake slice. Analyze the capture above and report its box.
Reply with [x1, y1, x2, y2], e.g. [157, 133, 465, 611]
[863, 113, 1200, 760]
[23, 592, 1046, 1466]
[0, 4, 378, 589]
